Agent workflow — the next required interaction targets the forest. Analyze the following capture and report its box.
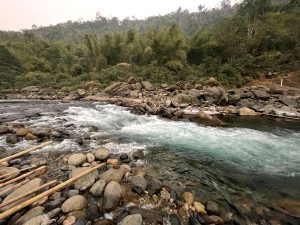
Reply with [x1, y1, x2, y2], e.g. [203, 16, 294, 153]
[0, 0, 299, 90]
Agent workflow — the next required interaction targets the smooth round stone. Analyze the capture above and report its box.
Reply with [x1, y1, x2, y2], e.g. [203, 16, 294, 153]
[68, 154, 86, 166]
[61, 195, 87, 213]
[94, 147, 110, 160]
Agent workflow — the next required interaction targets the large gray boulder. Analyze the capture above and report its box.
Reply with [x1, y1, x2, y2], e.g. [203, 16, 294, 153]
[103, 181, 122, 210]
[103, 82, 130, 96]
[203, 86, 227, 105]
[141, 81, 154, 91]
[172, 94, 192, 108]
[69, 167, 98, 191]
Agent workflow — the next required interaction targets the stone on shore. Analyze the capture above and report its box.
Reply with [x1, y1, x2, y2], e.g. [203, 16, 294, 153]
[239, 107, 258, 116]
[0, 126, 10, 134]
[1, 178, 43, 211]
[99, 165, 129, 182]
[119, 214, 143, 225]
[90, 180, 106, 197]
[61, 195, 87, 213]
[69, 167, 98, 191]
[193, 202, 206, 214]
[86, 153, 95, 163]
[181, 192, 194, 205]
[25, 133, 38, 140]
[23, 214, 50, 225]
[94, 147, 110, 160]
[14, 206, 44, 225]
[103, 181, 122, 210]
[189, 112, 223, 126]
[141, 81, 154, 91]
[206, 201, 221, 215]
[16, 128, 30, 136]
[68, 153, 86, 166]
[129, 176, 147, 194]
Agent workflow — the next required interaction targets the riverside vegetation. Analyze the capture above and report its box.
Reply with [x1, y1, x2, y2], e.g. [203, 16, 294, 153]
[0, 0, 299, 90]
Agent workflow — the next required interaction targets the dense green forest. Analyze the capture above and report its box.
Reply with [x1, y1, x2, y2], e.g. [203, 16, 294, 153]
[0, 0, 299, 90]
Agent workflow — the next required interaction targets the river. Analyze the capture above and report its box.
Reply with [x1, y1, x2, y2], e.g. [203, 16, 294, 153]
[1, 100, 300, 224]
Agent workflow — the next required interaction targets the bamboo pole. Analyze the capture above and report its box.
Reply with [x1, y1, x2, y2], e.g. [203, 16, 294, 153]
[0, 180, 57, 208]
[0, 141, 53, 164]
[0, 165, 38, 181]
[0, 163, 105, 220]
[0, 166, 47, 188]
[0, 179, 29, 197]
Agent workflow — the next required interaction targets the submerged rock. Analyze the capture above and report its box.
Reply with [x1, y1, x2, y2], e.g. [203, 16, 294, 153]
[6, 134, 17, 144]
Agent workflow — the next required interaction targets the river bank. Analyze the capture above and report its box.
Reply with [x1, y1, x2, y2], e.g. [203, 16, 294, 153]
[1, 77, 300, 123]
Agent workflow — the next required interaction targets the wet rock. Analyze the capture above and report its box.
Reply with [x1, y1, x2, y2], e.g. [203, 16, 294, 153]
[147, 177, 162, 195]
[132, 149, 144, 160]
[68, 153, 87, 166]
[90, 180, 106, 197]
[206, 201, 220, 215]
[46, 208, 61, 219]
[31, 128, 50, 137]
[48, 197, 66, 209]
[23, 214, 50, 225]
[61, 195, 87, 213]
[193, 202, 206, 214]
[103, 181, 122, 210]
[86, 153, 95, 163]
[95, 147, 110, 160]
[188, 215, 201, 225]
[16, 128, 30, 136]
[9, 158, 21, 165]
[75, 137, 83, 145]
[189, 112, 223, 126]
[25, 133, 38, 141]
[67, 189, 79, 198]
[209, 215, 224, 224]
[6, 134, 17, 144]
[0, 126, 10, 134]
[70, 167, 98, 191]
[129, 176, 147, 194]
[141, 81, 154, 91]
[238, 107, 258, 116]
[1, 178, 43, 211]
[86, 203, 100, 220]
[181, 192, 194, 205]
[120, 154, 130, 163]
[119, 214, 142, 225]
[99, 165, 129, 182]
[14, 206, 44, 225]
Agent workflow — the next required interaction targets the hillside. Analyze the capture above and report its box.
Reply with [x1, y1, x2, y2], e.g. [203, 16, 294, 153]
[0, 0, 299, 90]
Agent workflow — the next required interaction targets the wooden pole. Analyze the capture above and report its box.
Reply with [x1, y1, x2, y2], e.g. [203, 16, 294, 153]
[0, 163, 105, 220]
[0, 141, 53, 163]
[0, 165, 38, 182]
[0, 180, 57, 208]
[0, 179, 29, 197]
[0, 166, 47, 188]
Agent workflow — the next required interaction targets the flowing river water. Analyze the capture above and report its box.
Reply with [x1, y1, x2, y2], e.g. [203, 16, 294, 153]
[0, 100, 300, 224]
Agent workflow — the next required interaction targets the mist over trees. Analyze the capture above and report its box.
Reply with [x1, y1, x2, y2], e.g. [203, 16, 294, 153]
[0, 0, 299, 89]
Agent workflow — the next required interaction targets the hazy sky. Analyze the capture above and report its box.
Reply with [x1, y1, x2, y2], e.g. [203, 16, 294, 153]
[0, 0, 235, 31]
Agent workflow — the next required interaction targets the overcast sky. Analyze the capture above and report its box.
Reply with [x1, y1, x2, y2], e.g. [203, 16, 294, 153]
[0, 0, 237, 31]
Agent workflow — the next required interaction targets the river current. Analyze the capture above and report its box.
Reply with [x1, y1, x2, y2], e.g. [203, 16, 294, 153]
[1, 100, 300, 224]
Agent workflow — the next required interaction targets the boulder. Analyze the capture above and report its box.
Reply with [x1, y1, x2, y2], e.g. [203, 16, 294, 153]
[31, 128, 50, 137]
[1, 178, 43, 211]
[103, 181, 122, 210]
[252, 90, 270, 100]
[6, 134, 17, 144]
[21, 86, 39, 93]
[238, 107, 258, 116]
[172, 94, 192, 108]
[99, 165, 129, 182]
[103, 82, 130, 96]
[90, 180, 106, 197]
[141, 81, 154, 91]
[16, 128, 30, 136]
[206, 77, 220, 87]
[0, 126, 10, 134]
[23, 214, 50, 225]
[129, 90, 140, 98]
[77, 89, 86, 97]
[129, 176, 147, 194]
[147, 177, 162, 195]
[127, 76, 137, 84]
[94, 147, 110, 160]
[206, 201, 221, 215]
[119, 214, 143, 225]
[14, 206, 44, 225]
[61, 195, 87, 213]
[132, 149, 145, 160]
[189, 112, 224, 126]
[203, 86, 226, 105]
[69, 167, 98, 191]
[68, 153, 86, 166]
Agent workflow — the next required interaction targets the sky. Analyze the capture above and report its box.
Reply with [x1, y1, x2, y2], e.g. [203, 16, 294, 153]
[0, 0, 236, 31]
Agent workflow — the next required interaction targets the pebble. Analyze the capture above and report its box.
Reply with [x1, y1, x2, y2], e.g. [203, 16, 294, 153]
[67, 189, 80, 198]
[86, 153, 95, 163]
[63, 216, 76, 225]
[68, 154, 86, 166]
[6, 133, 17, 144]
[90, 180, 106, 197]
[47, 208, 61, 219]
[193, 202, 206, 214]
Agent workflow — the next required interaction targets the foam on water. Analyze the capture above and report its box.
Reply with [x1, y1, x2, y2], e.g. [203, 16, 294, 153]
[64, 104, 300, 176]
